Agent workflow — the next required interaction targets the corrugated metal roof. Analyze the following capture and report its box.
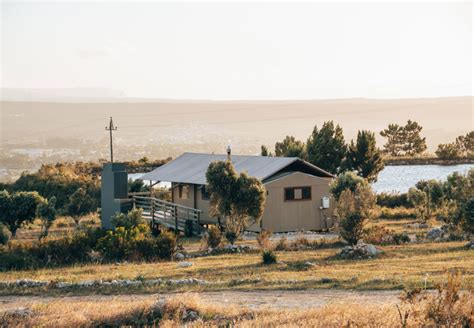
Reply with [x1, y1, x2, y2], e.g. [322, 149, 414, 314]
[139, 152, 332, 185]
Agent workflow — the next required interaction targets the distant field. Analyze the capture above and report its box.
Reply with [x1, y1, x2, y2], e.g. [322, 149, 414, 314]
[2, 97, 472, 159]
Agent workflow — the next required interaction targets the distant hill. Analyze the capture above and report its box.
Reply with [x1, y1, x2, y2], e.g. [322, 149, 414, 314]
[1, 96, 472, 155]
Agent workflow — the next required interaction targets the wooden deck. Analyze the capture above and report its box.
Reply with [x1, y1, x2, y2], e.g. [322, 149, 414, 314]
[133, 196, 202, 234]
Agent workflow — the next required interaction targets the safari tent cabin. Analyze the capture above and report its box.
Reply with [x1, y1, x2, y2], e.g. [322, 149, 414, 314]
[139, 152, 335, 233]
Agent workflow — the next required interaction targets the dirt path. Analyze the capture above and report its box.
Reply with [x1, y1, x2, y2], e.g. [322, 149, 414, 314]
[0, 289, 401, 311]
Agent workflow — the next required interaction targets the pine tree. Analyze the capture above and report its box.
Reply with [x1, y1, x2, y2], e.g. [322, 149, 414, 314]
[402, 120, 427, 156]
[345, 130, 385, 182]
[380, 123, 404, 156]
[306, 121, 347, 174]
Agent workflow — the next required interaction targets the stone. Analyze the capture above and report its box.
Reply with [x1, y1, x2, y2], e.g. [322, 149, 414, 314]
[366, 244, 378, 256]
[426, 227, 443, 240]
[177, 261, 193, 268]
[183, 310, 199, 322]
[175, 252, 185, 260]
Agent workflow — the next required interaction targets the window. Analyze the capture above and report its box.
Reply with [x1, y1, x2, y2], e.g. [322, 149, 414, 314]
[201, 186, 210, 201]
[178, 185, 190, 199]
[284, 186, 311, 201]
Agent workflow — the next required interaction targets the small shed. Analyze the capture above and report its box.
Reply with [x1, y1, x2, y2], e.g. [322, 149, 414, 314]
[139, 152, 335, 232]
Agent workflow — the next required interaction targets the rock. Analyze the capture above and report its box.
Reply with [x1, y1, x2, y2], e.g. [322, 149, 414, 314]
[427, 227, 443, 240]
[183, 310, 199, 322]
[175, 252, 185, 260]
[177, 261, 193, 268]
[366, 244, 378, 256]
[464, 241, 474, 249]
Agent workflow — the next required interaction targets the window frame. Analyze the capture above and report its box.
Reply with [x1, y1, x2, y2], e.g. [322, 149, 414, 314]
[201, 186, 210, 201]
[284, 186, 312, 202]
[178, 185, 190, 200]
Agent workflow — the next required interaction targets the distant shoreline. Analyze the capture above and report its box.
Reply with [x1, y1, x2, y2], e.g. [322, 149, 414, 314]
[384, 157, 474, 166]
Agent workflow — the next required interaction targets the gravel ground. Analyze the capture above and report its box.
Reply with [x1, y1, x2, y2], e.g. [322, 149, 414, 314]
[0, 289, 401, 311]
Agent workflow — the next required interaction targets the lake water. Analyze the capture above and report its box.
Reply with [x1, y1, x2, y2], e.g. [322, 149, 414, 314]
[130, 164, 474, 195]
[372, 164, 473, 194]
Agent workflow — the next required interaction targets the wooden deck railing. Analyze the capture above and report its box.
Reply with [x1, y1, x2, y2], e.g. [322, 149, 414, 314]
[133, 196, 202, 233]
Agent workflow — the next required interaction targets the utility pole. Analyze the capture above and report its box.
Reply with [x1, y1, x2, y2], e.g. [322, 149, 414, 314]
[105, 117, 117, 163]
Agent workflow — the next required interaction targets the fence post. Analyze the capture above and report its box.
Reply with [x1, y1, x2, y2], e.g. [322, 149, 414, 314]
[151, 197, 155, 224]
[174, 205, 178, 233]
[197, 211, 201, 235]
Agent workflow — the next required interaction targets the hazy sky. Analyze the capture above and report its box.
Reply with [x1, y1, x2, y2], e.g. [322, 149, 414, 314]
[1, 1, 472, 99]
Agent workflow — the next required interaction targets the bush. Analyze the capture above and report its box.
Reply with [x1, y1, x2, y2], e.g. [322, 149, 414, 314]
[330, 171, 368, 200]
[393, 232, 410, 244]
[225, 231, 238, 245]
[340, 213, 366, 245]
[363, 226, 395, 245]
[275, 237, 289, 251]
[111, 208, 144, 229]
[184, 219, 194, 237]
[377, 207, 417, 220]
[0, 224, 9, 245]
[376, 192, 411, 208]
[97, 225, 177, 262]
[262, 250, 277, 265]
[0, 228, 106, 270]
[96, 224, 149, 261]
[155, 231, 177, 260]
[256, 230, 272, 249]
[206, 225, 222, 249]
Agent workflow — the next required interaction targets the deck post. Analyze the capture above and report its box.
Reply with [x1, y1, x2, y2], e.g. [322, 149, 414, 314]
[174, 205, 178, 233]
[151, 197, 155, 224]
[197, 211, 201, 234]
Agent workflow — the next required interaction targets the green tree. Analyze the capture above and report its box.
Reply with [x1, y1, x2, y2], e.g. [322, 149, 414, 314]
[274, 136, 305, 158]
[306, 121, 347, 174]
[461, 198, 474, 236]
[329, 171, 368, 201]
[128, 179, 150, 193]
[37, 196, 57, 238]
[67, 187, 96, 228]
[0, 190, 43, 237]
[402, 120, 427, 156]
[380, 123, 404, 156]
[260, 145, 272, 157]
[455, 131, 474, 157]
[435, 143, 462, 159]
[344, 130, 385, 182]
[205, 160, 266, 244]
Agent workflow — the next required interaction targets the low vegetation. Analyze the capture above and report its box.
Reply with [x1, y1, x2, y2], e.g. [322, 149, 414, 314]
[1, 272, 471, 327]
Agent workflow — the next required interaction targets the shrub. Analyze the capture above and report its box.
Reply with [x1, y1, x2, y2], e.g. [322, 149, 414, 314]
[330, 171, 368, 201]
[0, 228, 105, 270]
[97, 224, 150, 261]
[262, 250, 277, 265]
[425, 271, 472, 327]
[111, 208, 144, 229]
[392, 233, 410, 244]
[184, 219, 194, 237]
[363, 226, 395, 245]
[206, 225, 222, 249]
[0, 224, 9, 245]
[155, 231, 177, 260]
[377, 207, 416, 220]
[256, 230, 272, 249]
[275, 237, 289, 251]
[340, 213, 366, 245]
[377, 192, 411, 208]
[225, 231, 238, 245]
